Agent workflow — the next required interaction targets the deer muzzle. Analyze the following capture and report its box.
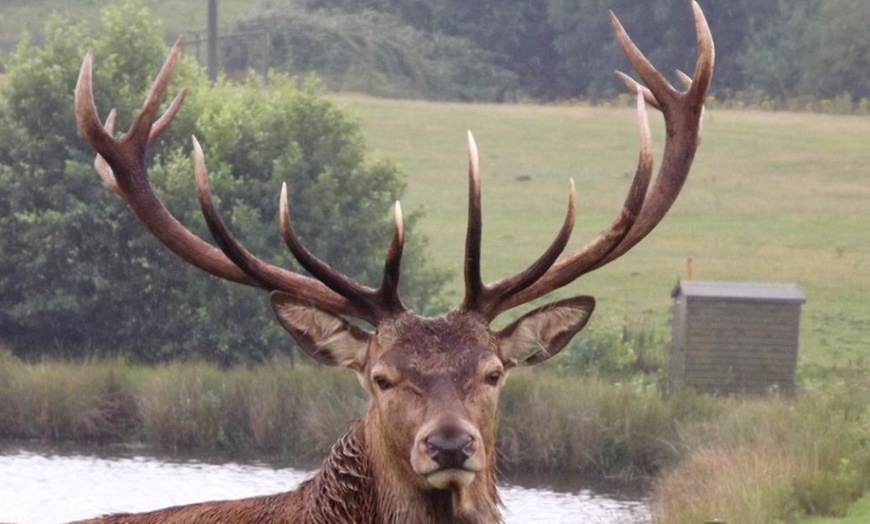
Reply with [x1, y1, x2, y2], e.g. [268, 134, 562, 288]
[412, 420, 485, 490]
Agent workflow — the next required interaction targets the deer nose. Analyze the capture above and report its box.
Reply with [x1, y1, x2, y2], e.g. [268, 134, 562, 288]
[425, 432, 475, 470]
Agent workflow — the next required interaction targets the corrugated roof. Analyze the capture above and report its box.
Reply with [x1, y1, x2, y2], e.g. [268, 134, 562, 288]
[672, 280, 806, 303]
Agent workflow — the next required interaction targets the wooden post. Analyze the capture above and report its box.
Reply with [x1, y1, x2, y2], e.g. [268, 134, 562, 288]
[207, 0, 218, 82]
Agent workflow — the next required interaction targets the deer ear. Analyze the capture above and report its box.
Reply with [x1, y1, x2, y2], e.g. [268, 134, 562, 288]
[270, 292, 371, 371]
[496, 296, 595, 369]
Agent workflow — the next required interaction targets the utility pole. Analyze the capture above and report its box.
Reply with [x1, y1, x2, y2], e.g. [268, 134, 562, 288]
[207, 0, 218, 82]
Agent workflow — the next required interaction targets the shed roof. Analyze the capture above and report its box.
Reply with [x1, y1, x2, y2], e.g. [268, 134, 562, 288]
[672, 280, 805, 303]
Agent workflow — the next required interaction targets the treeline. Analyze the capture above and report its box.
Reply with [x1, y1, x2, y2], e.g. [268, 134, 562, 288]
[217, 0, 870, 103]
[0, 1, 449, 364]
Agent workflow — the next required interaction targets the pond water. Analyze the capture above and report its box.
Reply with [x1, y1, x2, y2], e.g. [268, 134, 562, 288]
[0, 442, 650, 523]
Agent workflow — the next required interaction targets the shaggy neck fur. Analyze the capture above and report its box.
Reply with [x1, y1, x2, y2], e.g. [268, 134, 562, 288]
[70, 420, 500, 523]
[298, 419, 501, 524]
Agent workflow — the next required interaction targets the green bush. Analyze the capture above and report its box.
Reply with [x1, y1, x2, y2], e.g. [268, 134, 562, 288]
[223, 9, 517, 101]
[550, 315, 666, 376]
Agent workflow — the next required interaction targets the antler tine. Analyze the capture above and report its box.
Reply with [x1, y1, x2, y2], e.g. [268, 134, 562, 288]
[615, 71, 660, 111]
[675, 69, 693, 90]
[686, 1, 715, 105]
[459, 130, 575, 318]
[379, 201, 406, 313]
[278, 183, 405, 321]
[471, 179, 576, 320]
[93, 109, 122, 197]
[497, 89, 654, 312]
[462, 131, 485, 311]
[609, 11, 678, 110]
[127, 37, 184, 149]
[491, 1, 713, 313]
[149, 89, 187, 146]
[193, 139, 368, 319]
[76, 38, 378, 322]
[75, 42, 260, 288]
[75, 51, 114, 160]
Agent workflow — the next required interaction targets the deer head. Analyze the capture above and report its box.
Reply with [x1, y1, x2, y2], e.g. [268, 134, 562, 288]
[74, 3, 713, 521]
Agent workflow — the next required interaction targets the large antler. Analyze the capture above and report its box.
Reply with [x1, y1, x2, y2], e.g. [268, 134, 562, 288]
[460, 1, 714, 321]
[75, 38, 406, 325]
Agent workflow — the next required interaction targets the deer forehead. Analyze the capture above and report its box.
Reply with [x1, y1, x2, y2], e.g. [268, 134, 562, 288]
[372, 314, 498, 380]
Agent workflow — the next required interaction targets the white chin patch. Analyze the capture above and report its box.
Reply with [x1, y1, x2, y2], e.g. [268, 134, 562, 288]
[426, 469, 476, 490]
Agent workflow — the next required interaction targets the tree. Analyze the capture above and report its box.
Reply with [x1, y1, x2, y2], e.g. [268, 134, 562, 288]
[736, 0, 817, 99]
[548, 1, 709, 99]
[405, 0, 559, 99]
[0, 2, 196, 358]
[801, 0, 870, 99]
[0, 0, 450, 363]
[738, 0, 870, 101]
[223, 8, 517, 101]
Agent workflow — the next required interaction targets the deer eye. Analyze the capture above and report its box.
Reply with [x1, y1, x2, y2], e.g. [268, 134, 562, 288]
[373, 375, 394, 391]
[484, 370, 503, 387]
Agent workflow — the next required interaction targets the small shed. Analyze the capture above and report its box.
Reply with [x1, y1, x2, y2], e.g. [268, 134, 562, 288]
[670, 280, 805, 396]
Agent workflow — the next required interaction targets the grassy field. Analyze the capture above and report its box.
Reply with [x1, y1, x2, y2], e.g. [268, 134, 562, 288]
[328, 95, 870, 367]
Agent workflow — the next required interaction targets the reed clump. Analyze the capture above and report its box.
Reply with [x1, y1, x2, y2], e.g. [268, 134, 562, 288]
[133, 360, 366, 458]
[0, 350, 367, 457]
[0, 350, 137, 442]
[498, 372, 682, 477]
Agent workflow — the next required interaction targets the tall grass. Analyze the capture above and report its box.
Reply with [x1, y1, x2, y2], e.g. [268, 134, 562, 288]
[129, 361, 367, 459]
[0, 351, 137, 442]
[1, 350, 868, 521]
[0, 350, 366, 459]
[651, 374, 870, 523]
[498, 372, 680, 477]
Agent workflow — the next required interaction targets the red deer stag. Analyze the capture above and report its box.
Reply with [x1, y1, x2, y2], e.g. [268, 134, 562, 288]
[71, 3, 713, 523]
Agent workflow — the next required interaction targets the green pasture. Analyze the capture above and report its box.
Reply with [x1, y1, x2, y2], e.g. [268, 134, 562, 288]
[330, 95, 870, 367]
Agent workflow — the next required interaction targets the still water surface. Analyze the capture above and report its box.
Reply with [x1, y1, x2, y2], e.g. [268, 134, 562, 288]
[0, 442, 650, 524]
